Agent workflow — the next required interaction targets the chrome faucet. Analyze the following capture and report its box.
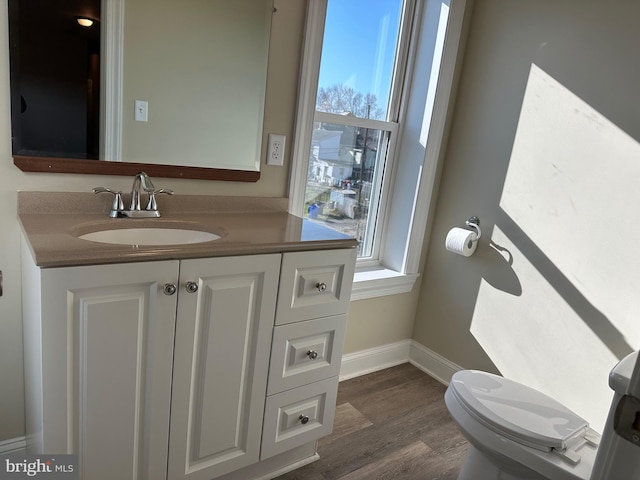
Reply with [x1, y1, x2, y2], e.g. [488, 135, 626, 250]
[93, 172, 174, 218]
[129, 172, 156, 211]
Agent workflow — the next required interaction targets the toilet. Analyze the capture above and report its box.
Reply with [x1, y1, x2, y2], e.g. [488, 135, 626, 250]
[445, 370, 601, 480]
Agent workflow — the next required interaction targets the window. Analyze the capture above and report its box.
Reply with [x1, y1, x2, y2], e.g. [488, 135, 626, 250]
[290, 0, 470, 299]
[300, 0, 410, 259]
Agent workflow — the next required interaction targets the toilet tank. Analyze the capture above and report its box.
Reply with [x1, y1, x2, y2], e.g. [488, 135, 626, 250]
[609, 351, 639, 394]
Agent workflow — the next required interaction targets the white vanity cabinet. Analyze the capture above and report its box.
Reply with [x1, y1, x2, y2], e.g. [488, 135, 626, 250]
[22, 258, 180, 480]
[22, 246, 356, 480]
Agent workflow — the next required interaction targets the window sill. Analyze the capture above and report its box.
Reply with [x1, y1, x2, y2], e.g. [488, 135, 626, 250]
[350, 266, 419, 301]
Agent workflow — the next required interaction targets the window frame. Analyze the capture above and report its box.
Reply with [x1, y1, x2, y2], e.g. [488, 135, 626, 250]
[310, 113, 398, 261]
[289, 0, 471, 300]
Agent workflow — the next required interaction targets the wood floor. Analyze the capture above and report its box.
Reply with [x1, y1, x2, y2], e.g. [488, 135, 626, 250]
[274, 363, 468, 480]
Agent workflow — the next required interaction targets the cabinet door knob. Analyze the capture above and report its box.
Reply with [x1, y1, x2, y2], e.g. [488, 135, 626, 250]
[163, 283, 177, 296]
[185, 281, 199, 294]
[307, 350, 318, 360]
[299, 415, 310, 425]
[316, 282, 327, 293]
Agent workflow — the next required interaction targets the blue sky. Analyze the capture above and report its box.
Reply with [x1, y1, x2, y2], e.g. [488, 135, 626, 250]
[318, 0, 403, 116]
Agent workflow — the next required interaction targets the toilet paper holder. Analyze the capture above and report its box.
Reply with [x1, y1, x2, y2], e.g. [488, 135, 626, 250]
[465, 216, 481, 241]
[445, 217, 481, 256]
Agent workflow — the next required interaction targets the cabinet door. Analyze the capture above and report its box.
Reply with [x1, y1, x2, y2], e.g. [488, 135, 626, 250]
[39, 260, 179, 480]
[168, 254, 281, 480]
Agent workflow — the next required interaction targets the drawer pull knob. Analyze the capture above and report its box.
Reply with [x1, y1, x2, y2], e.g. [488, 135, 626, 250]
[299, 415, 310, 425]
[307, 350, 318, 360]
[185, 281, 199, 294]
[316, 282, 327, 293]
[163, 283, 177, 296]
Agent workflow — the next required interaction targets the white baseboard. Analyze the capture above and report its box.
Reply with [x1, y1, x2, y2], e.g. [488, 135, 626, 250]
[339, 340, 412, 381]
[0, 436, 26, 455]
[340, 339, 462, 385]
[408, 341, 462, 385]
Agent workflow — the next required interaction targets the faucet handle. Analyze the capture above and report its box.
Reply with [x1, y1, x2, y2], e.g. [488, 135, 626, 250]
[93, 187, 124, 217]
[146, 188, 174, 211]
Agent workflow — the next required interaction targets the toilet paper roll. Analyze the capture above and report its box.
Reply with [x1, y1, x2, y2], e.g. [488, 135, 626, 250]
[445, 227, 478, 257]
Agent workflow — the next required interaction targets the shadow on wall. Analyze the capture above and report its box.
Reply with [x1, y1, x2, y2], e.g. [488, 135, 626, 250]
[467, 204, 633, 362]
[495, 209, 633, 360]
[480, 239, 522, 297]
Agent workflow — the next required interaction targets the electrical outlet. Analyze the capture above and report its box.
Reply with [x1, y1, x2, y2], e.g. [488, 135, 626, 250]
[267, 134, 286, 166]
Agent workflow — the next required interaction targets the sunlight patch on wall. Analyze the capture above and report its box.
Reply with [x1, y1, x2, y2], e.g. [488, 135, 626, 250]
[470, 63, 640, 433]
[471, 226, 616, 433]
[499, 64, 640, 350]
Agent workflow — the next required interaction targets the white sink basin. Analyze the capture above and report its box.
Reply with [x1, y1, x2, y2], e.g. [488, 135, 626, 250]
[78, 228, 221, 246]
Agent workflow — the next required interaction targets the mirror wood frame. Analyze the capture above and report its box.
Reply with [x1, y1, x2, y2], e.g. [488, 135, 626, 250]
[11, 0, 262, 182]
[13, 155, 260, 181]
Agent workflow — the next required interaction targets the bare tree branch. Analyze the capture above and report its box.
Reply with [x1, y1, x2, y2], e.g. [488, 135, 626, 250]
[316, 84, 384, 120]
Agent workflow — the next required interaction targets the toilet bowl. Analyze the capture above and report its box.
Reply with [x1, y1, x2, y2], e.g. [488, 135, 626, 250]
[445, 370, 600, 480]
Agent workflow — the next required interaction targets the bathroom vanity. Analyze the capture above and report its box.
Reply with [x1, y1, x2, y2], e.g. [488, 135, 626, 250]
[19, 192, 357, 480]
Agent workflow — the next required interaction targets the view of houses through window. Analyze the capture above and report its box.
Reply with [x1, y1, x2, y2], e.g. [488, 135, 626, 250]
[303, 0, 406, 258]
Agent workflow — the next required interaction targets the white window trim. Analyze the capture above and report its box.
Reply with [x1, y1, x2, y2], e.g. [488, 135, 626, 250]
[288, 0, 328, 214]
[289, 0, 471, 301]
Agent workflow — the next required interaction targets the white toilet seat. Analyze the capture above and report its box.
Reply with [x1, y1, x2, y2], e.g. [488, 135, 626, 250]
[449, 370, 591, 452]
[446, 370, 600, 480]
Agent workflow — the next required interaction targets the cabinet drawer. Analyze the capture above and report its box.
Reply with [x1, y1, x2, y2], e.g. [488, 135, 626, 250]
[268, 314, 346, 395]
[261, 377, 339, 460]
[276, 248, 356, 325]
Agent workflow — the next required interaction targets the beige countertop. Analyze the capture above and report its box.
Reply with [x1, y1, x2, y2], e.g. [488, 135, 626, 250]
[18, 192, 358, 268]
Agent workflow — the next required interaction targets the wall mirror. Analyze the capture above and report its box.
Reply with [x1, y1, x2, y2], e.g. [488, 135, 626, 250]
[9, 0, 273, 181]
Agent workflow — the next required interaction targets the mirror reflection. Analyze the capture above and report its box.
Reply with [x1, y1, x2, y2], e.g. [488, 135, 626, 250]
[9, 0, 101, 159]
[9, 0, 272, 174]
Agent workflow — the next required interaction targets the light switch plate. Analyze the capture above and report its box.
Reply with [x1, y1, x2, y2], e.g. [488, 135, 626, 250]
[135, 100, 148, 122]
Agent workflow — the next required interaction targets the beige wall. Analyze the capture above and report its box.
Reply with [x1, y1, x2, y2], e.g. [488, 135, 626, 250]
[0, 0, 419, 443]
[345, 289, 421, 354]
[414, 0, 640, 432]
